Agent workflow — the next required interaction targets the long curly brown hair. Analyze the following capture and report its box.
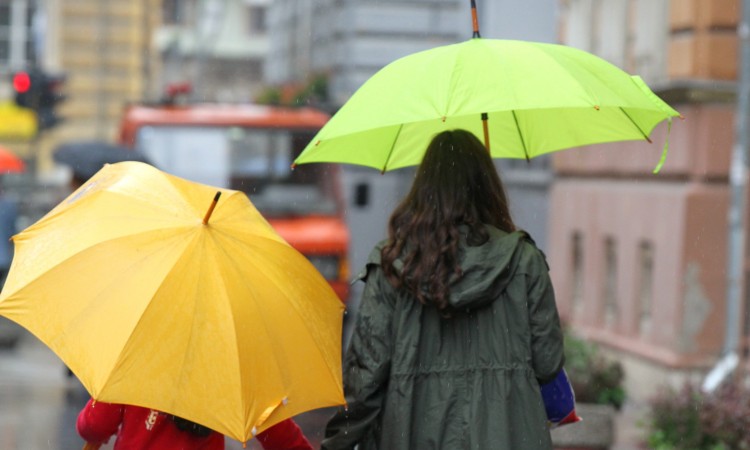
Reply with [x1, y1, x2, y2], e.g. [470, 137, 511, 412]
[381, 129, 516, 315]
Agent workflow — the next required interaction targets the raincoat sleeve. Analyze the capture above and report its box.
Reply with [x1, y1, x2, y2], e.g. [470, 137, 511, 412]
[526, 247, 565, 384]
[76, 399, 124, 445]
[256, 418, 313, 450]
[321, 264, 394, 450]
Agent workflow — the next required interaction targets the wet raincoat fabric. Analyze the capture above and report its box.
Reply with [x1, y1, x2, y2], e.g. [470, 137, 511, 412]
[321, 227, 565, 450]
[77, 399, 314, 450]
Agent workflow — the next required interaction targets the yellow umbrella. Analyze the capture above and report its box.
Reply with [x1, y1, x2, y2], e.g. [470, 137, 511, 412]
[0, 161, 345, 444]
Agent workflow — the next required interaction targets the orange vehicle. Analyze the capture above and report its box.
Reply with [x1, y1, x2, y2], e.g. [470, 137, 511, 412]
[118, 103, 350, 302]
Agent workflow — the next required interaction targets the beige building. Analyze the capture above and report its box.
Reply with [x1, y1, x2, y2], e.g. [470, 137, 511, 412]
[0, 0, 160, 181]
[551, 0, 741, 401]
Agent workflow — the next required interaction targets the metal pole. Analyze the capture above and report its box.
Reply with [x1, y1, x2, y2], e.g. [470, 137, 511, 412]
[704, 0, 750, 392]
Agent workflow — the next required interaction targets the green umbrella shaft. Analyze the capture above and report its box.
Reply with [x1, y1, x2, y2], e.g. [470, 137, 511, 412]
[470, 0, 481, 38]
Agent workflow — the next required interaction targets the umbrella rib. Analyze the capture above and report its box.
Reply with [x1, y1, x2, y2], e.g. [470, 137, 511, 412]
[210, 231, 311, 424]
[618, 107, 652, 143]
[1, 224, 197, 301]
[511, 110, 530, 161]
[216, 233, 344, 403]
[380, 124, 404, 173]
[534, 44, 603, 107]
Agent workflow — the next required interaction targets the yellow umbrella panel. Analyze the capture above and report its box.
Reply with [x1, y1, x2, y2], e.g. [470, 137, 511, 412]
[0, 161, 345, 443]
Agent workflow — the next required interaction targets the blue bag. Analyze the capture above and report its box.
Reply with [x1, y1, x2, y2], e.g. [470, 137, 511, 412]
[540, 368, 582, 428]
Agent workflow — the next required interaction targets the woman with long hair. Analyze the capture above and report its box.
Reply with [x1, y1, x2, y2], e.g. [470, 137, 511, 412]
[321, 129, 564, 450]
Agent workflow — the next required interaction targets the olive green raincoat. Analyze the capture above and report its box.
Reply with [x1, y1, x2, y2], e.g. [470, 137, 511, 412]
[322, 227, 565, 450]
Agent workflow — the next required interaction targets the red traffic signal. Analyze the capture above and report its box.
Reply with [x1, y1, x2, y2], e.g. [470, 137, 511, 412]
[12, 72, 31, 94]
[11, 69, 67, 130]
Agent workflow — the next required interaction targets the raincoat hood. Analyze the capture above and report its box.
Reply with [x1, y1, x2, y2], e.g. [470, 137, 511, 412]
[364, 227, 533, 311]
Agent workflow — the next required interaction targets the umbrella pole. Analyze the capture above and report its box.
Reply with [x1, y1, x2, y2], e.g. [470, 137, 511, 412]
[470, 0, 481, 38]
[202, 191, 222, 225]
[481, 112, 490, 152]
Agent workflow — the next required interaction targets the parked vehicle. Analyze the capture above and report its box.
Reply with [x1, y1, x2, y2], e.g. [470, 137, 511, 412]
[118, 102, 350, 302]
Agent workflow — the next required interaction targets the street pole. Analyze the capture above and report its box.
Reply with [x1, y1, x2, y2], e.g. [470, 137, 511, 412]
[704, 0, 750, 392]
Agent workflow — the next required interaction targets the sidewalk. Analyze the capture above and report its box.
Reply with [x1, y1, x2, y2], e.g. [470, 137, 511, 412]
[612, 401, 649, 450]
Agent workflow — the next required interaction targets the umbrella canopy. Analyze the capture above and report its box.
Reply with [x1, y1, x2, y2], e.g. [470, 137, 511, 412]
[53, 140, 151, 180]
[0, 144, 26, 174]
[0, 161, 345, 443]
[293, 38, 681, 172]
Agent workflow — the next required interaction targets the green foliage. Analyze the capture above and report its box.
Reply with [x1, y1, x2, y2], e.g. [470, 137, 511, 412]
[255, 87, 282, 106]
[646, 382, 750, 449]
[292, 74, 328, 106]
[564, 331, 626, 409]
[256, 75, 329, 108]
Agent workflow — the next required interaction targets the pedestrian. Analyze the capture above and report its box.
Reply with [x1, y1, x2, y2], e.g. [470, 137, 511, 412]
[77, 398, 315, 450]
[0, 186, 18, 288]
[321, 129, 565, 450]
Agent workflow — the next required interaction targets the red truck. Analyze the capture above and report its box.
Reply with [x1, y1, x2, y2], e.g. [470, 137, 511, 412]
[118, 103, 350, 302]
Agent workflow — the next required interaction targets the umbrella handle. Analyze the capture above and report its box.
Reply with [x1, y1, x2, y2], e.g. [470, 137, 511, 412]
[83, 442, 102, 450]
[481, 112, 490, 151]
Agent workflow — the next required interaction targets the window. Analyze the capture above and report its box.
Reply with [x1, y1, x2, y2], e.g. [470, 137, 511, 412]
[562, 0, 668, 83]
[603, 237, 618, 326]
[162, 0, 183, 25]
[0, 2, 11, 64]
[638, 241, 654, 336]
[247, 6, 267, 35]
[571, 231, 584, 315]
[0, 0, 36, 70]
[135, 126, 335, 217]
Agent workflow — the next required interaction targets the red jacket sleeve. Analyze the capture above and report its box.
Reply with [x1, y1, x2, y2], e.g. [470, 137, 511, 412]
[256, 418, 314, 450]
[76, 399, 124, 445]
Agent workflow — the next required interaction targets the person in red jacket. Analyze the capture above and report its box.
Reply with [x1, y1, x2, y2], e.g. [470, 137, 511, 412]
[77, 398, 314, 450]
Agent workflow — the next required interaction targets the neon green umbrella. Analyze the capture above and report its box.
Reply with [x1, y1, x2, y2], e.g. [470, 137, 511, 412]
[294, 38, 680, 173]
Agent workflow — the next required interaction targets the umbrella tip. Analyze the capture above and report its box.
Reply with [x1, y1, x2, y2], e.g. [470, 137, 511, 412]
[202, 191, 222, 225]
[470, 0, 481, 38]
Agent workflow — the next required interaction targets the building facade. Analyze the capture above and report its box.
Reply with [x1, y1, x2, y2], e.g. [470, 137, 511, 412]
[156, 0, 270, 103]
[550, 0, 740, 400]
[266, 0, 469, 106]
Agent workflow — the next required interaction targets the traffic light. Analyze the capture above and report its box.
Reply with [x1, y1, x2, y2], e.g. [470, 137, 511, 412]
[11, 69, 67, 131]
[37, 72, 67, 130]
[12, 71, 33, 108]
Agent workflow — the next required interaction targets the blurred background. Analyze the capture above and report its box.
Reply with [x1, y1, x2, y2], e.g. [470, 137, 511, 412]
[0, 0, 745, 449]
